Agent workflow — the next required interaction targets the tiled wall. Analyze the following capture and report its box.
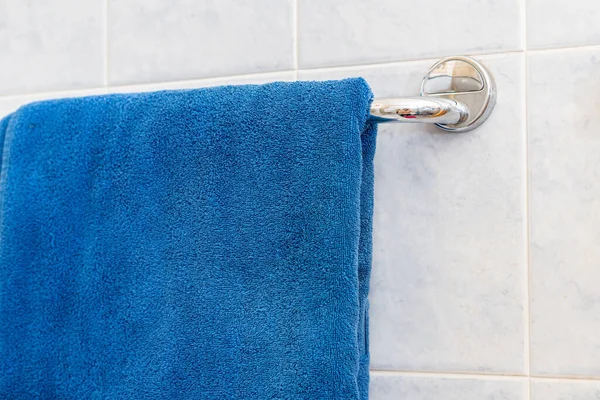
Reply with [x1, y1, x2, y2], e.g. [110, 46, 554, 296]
[1, 0, 599, 398]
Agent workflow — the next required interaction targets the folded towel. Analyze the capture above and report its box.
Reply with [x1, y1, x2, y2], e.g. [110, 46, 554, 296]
[0, 78, 376, 399]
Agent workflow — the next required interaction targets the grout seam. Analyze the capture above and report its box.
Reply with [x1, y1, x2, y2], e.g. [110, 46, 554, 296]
[530, 375, 600, 382]
[103, 0, 109, 86]
[528, 41, 600, 53]
[0, 50, 523, 101]
[292, 0, 299, 80]
[0, 70, 297, 102]
[4, 43, 600, 101]
[370, 369, 528, 381]
[369, 369, 600, 383]
[296, 48, 525, 73]
[521, 0, 532, 399]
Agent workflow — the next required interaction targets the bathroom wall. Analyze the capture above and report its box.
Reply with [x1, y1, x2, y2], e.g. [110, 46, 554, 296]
[1, 1, 600, 398]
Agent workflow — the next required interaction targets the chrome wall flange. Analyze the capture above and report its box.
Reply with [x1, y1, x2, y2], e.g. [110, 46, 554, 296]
[419, 56, 496, 132]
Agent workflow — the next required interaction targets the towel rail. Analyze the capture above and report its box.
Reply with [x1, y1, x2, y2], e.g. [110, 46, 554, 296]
[367, 56, 496, 132]
[369, 97, 469, 125]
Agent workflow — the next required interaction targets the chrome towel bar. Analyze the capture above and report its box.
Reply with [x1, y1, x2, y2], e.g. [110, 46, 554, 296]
[368, 56, 496, 132]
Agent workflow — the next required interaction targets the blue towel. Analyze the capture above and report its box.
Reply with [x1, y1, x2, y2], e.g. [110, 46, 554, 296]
[0, 78, 376, 399]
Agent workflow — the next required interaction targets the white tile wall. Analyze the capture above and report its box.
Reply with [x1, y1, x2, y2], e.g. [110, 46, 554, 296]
[527, 0, 600, 49]
[2, 0, 600, 397]
[528, 47, 600, 378]
[371, 373, 527, 400]
[531, 379, 600, 399]
[107, 0, 294, 85]
[0, 0, 104, 96]
[297, 0, 523, 68]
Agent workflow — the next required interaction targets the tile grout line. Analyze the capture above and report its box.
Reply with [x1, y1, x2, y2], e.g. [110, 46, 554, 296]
[6, 43, 600, 101]
[531, 375, 600, 382]
[103, 0, 109, 86]
[521, 0, 532, 398]
[0, 50, 523, 101]
[292, 0, 299, 80]
[0, 70, 298, 102]
[297, 48, 526, 72]
[297, 42, 600, 73]
[528, 41, 600, 53]
[369, 369, 600, 383]
[370, 369, 528, 380]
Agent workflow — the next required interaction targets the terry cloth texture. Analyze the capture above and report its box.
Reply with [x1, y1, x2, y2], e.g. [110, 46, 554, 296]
[0, 78, 376, 399]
